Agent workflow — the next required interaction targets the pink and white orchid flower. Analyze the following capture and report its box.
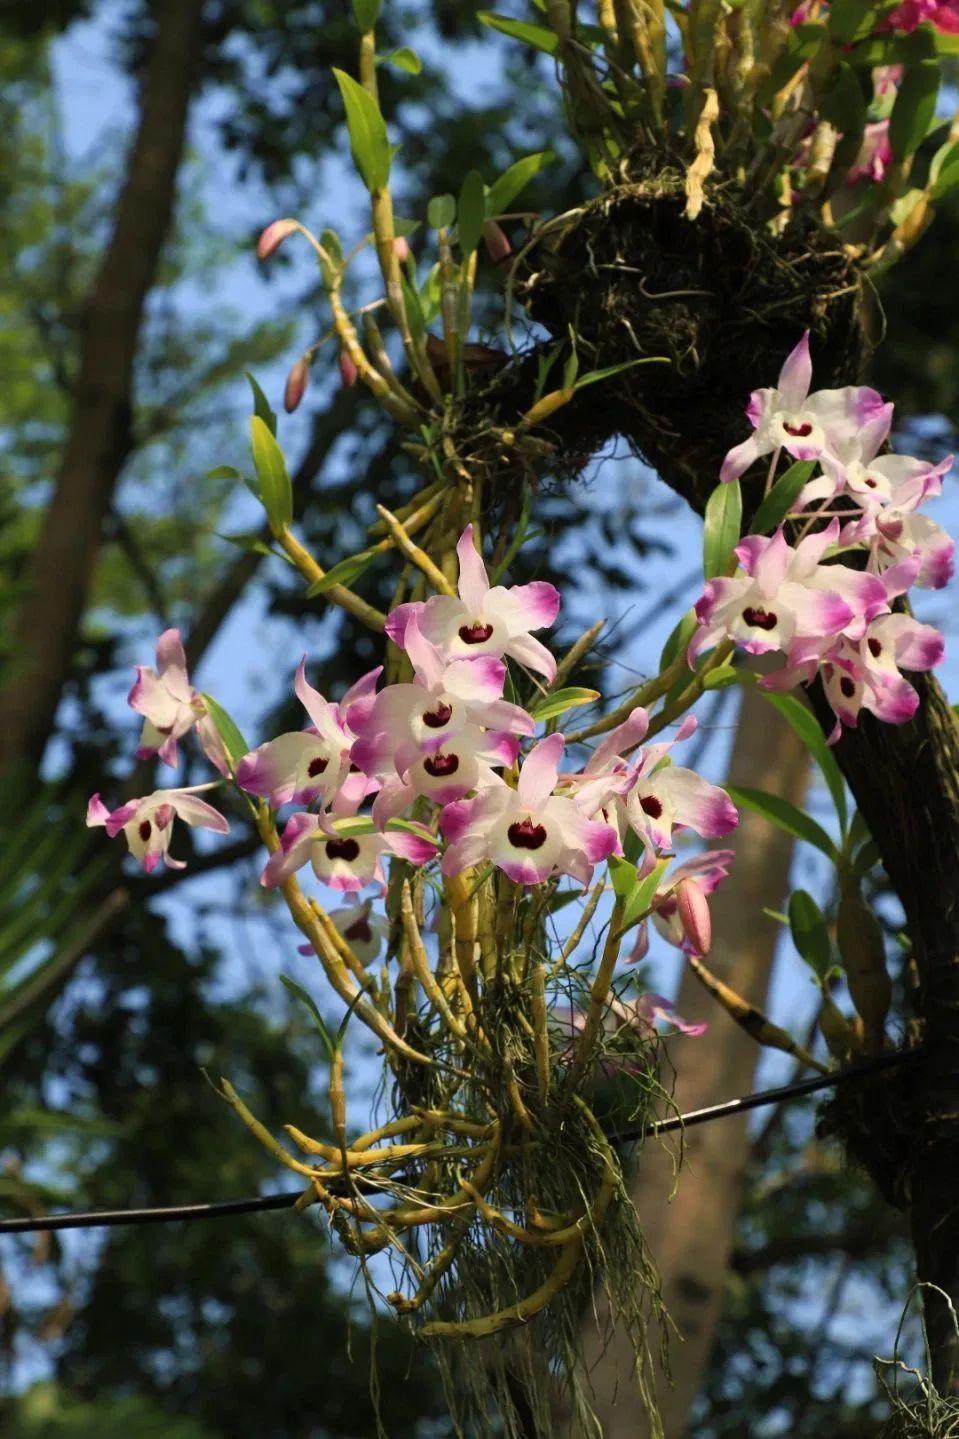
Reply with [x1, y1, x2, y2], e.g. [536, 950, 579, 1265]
[371, 725, 519, 828]
[87, 785, 229, 873]
[236, 657, 356, 809]
[720, 333, 888, 483]
[386, 525, 560, 681]
[261, 811, 437, 892]
[627, 850, 735, 962]
[352, 616, 534, 778]
[608, 994, 708, 1039]
[440, 733, 618, 886]
[128, 629, 228, 774]
[689, 523, 887, 664]
[330, 900, 389, 967]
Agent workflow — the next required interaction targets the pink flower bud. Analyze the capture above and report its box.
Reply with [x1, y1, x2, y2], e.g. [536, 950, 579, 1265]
[256, 219, 298, 261]
[482, 219, 512, 267]
[676, 878, 712, 956]
[393, 235, 411, 263]
[339, 348, 358, 389]
[284, 357, 310, 413]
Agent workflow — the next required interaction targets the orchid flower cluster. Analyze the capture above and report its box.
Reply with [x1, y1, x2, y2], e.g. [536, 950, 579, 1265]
[696, 332, 950, 741]
[88, 528, 741, 990]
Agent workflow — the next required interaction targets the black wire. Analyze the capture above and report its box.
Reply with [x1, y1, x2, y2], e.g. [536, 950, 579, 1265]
[0, 1048, 916, 1236]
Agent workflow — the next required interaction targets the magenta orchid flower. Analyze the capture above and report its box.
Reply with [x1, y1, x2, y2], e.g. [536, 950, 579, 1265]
[440, 733, 618, 886]
[869, 509, 956, 591]
[847, 121, 893, 184]
[261, 811, 437, 892]
[623, 723, 739, 851]
[87, 785, 229, 873]
[720, 333, 888, 483]
[352, 616, 534, 778]
[627, 850, 734, 963]
[883, 0, 959, 32]
[236, 658, 356, 808]
[386, 525, 560, 681]
[815, 613, 945, 741]
[689, 523, 887, 664]
[608, 994, 708, 1039]
[329, 900, 389, 967]
[371, 725, 519, 828]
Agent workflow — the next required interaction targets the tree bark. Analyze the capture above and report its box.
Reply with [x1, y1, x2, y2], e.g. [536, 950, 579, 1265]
[0, 0, 205, 782]
[574, 680, 812, 1437]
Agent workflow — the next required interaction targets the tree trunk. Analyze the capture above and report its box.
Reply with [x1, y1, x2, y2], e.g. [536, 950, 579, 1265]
[574, 679, 812, 1437]
[0, 0, 205, 782]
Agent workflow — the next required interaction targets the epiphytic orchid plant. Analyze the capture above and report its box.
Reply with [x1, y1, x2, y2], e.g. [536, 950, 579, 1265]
[87, 3, 956, 1430]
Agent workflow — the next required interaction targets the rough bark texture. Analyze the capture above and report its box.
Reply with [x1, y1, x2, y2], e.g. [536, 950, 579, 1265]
[0, 0, 205, 781]
[573, 682, 811, 1437]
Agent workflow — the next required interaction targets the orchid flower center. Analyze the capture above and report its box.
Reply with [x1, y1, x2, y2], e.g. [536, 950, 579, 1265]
[424, 752, 460, 777]
[839, 676, 856, 698]
[422, 701, 453, 729]
[639, 795, 663, 818]
[307, 756, 329, 777]
[138, 820, 152, 841]
[344, 916, 373, 943]
[783, 420, 813, 438]
[458, 621, 494, 645]
[867, 638, 882, 658]
[507, 817, 547, 850]
[742, 606, 778, 631]
[326, 837, 360, 862]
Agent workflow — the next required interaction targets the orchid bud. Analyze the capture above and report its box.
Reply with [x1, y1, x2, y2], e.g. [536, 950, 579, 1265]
[256, 218, 298, 261]
[339, 348, 358, 389]
[482, 219, 511, 267]
[676, 877, 712, 956]
[284, 356, 310, 413]
[393, 234, 411, 264]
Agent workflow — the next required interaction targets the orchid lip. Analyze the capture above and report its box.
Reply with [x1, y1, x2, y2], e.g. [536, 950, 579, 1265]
[742, 606, 778, 630]
[639, 795, 663, 818]
[422, 701, 453, 729]
[138, 820, 152, 841]
[345, 916, 373, 942]
[307, 756, 329, 777]
[326, 837, 360, 861]
[458, 621, 494, 644]
[507, 818, 548, 850]
[424, 752, 460, 777]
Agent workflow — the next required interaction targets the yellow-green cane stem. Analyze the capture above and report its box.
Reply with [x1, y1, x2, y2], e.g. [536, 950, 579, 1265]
[276, 527, 386, 631]
[400, 880, 480, 1050]
[329, 1047, 348, 1161]
[375, 504, 457, 595]
[368, 478, 446, 537]
[421, 1234, 585, 1338]
[370, 187, 442, 400]
[643, 639, 735, 740]
[219, 1080, 329, 1179]
[531, 964, 551, 1105]
[327, 285, 420, 424]
[565, 898, 625, 1094]
[565, 648, 690, 743]
[361, 309, 422, 412]
[551, 618, 606, 692]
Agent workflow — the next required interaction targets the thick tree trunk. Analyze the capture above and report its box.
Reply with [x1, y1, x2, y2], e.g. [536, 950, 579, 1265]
[573, 680, 811, 1437]
[0, 0, 205, 782]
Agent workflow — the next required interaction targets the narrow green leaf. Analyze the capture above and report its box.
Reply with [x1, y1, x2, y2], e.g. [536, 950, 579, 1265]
[622, 858, 670, 931]
[457, 169, 487, 256]
[828, 0, 889, 44]
[487, 150, 555, 215]
[378, 45, 422, 74]
[572, 356, 669, 391]
[931, 140, 959, 198]
[607, 854, 638, 904]
[703, 479, 743, 580]
[659, 608, 698, 671]
[889, 58, 940, 162]
[328, 815, 377, 838]
[245, 372, 276, 436]
[819, 63, 867, 166]
[427, 193, 456, 229]
[333, 68, 391, 192]
[205, 464, 243, 481]
[217, 530, 280, 559]
[304, 547, 380, 597]
[530, 687, 600, 723]
[250, 416, 293, 529]
[748, 460, 816, 534]
[758, 22, 828, 103]
[200, 694, 250, 765]
[279, 974, 335, 1057]
[759, 690, 848, 833]
[702, 665, 740, 690]
[788, 889, 833, 981]
[351, 0, 380, 29]
[477, 11, 559, 53]
[725, 784, 839, 861]
[853, 837, 881, 878]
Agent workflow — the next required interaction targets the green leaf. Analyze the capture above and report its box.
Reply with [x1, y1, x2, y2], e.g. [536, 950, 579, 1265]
[205, 464, 243, 481]
[758, 690, 848, 834]
[332, 68, 391, 192]
[931, 139, 959, 198]
[328, 814, 377, 838]
[477, 11, 560, 53]
[250, 416, 293, 529]
[304, 546, 380, 597]
[200, 694, 250, 765]
[457, 169, 487, 257]
[245, 372, 276, 436]
[608, 854, 638, 903]
[819, 63, 867, 163]
[702, 664, 740, 690]
[758, 22, 828, 103]
[487, 150, 555, 215]
[427, 193, 456, 229]
[853, 837, 881, 877]
[889, 58, 940, 162]
[216, 530, 280, 559]
[748, 460, 816, 534]
[378, 45, 422, 74]
[351, 0, 381, 29]
[530, 687, 600, 723]
[788, 889, 833, 981]
[622, 858, 670, 931]
[703, 479, 743, 580]
[571, 356, 669, 390]
[659, 608, 698, 671]
[725, 784, 839, 861]
[279, 974, 335, 1056]
[828, 0, 891, 44]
